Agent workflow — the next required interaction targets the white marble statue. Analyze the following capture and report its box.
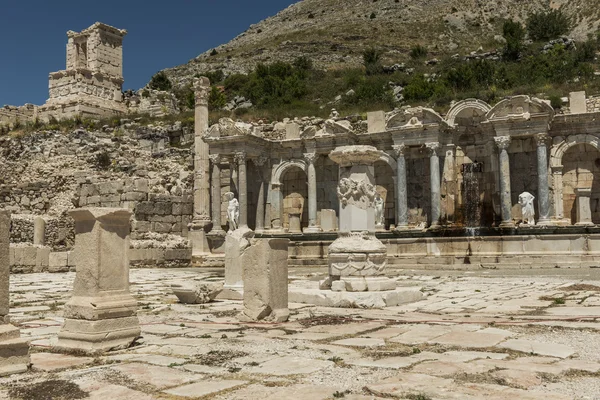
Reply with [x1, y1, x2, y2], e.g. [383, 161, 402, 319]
[226, 192, 239, 231]
[518, 192, 536, 225]
[374, 193, 384, 226]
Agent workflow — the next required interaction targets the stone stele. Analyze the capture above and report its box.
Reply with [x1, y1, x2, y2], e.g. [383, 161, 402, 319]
[218, 227, 253, 300]
[240, 237, 290, 322]
[0, 210, 30, 376]
[56, 208, 140, 353]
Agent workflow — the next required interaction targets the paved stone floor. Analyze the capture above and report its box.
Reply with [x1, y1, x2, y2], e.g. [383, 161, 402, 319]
[2, 268, 600, 399]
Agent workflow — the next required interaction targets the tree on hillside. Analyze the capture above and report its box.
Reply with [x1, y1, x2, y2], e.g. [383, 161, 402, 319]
[527, 9, 571, 41]
[363, 48, 382, 76]
[149, 71, 173, 91]
[502, 20, 525, 61]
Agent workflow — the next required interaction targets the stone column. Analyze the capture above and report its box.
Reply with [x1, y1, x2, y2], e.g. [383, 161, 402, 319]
[575, 188, 594, 226]
[235, 152, 248, 228]
[535, 134, 551, 225]
[189, 77, 212, 258]
[393, 144, 409, 230]
[304, 152, 321, 233]
[33, 217, 45, 246]
[494, 136, 514, 228]
[209, 154, 224, 234]
[0, 211, 30, 376]
[254, 156, 268, 232]
[426, 142, 442, 228]
[57, 208, 140, 353]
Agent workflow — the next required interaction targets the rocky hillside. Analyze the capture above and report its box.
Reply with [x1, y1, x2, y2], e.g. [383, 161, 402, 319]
[163, 0, 600, 85]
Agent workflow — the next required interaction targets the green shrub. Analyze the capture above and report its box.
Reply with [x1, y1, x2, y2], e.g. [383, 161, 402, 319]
[208, 86, 227, 111]
[549, 94, 563, 109]
[527, 9, 571, 41]
[148, 71, 172, 91]
[410, 44, 428, 59]
[502, 20, 525, 61]
[363, 48, 382, 76]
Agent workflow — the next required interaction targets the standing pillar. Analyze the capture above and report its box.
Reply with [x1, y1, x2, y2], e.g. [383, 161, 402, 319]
[304, 152, 321, 233]
[575, 188, 594, 226]
[552, 165, 565, 223]
[57, 208, 140, 353]
[189, 77, 212, 257]
[235, 152, 248, 228]
[535, 134, 552, 225]
[33, 217, 45, 246]
[209, 154, 224, 234]
[494, 136, 514, 228]
[393, 145, 409, 230]
[270, 184, 284, 231]
[426, 142, 442, 228]
[254, 156, 268, 232]
[0, 211, 29, 376]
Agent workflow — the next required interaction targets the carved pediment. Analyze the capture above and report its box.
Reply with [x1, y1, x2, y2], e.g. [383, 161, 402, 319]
[386, 107, 443, 130]
[486, 96, 554, 121]
[324, 119, 353, 134]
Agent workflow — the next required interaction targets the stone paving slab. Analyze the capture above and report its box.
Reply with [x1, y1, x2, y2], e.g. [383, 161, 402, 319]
[428, 331, 508, 348]
[163, 380, 247, 397]
[108, 363, 200, 390]
[497, 339, 576, 358]
[31, 352, 94, 372]
[248, 356, 334, 375]
[225, 383, 342, 400]
[332, 338, 386, 347]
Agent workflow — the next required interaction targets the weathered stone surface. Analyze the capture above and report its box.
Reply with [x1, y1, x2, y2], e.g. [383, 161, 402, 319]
[248, 356, 334, 375]
[497, 339, 575, 358]
[172, 282, 223, 304]
[56, 208, 140, 353]
[163, 380, 247, 397]
[0, 211, 30, 376]
[240, 238, 290, 322]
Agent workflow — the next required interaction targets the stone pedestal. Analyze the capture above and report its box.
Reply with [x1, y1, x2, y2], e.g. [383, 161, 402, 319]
[218, 227, 253, 300]
[288, 213, 302, 233]
[575, 188, 594, 226]
[320, 209, 338, 232]
[240, 238, 290, 322]
[0, 211, 29, 376]
[56, 208, 140, 354]
[328, 146, 396, 293]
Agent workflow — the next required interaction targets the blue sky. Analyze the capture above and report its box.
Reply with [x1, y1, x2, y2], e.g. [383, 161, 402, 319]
[0, 0, 297, 106]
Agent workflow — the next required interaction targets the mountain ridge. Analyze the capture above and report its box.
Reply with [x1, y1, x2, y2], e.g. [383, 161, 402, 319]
[161, 0, 600, 86]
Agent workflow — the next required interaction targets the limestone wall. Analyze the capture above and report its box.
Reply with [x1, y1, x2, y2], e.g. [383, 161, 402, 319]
[0, 105, 37, 127]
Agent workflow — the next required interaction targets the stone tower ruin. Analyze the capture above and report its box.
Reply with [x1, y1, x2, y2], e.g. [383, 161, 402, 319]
[39, 22, 128, 120]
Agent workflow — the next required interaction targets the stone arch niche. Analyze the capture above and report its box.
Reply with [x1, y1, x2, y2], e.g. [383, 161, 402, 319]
[446, 99, 491, 128]
[551, 135, 600, 224]
[449, 99, 494, 227]
[271, 160, 309, 232]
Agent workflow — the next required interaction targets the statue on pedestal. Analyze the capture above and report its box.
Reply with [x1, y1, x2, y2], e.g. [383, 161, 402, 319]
[518, 192, 535, 225]
[374, 193, 384, 227]
[226, 192, 239, 232]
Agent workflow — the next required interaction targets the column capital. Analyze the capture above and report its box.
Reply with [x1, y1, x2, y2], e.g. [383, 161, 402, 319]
[425, 142, 441, 156]
[234, 151, 247, 164]
[534, 133, 551, 146]
[392, 144, 407, 157]
[253, 155, 269, 167]
[551, 165, 564, 173]
[193, 77, 210, 107]
[303, 152, 319, 164]
[494, 136, 512, 150]
[208, 154, 221, 164]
